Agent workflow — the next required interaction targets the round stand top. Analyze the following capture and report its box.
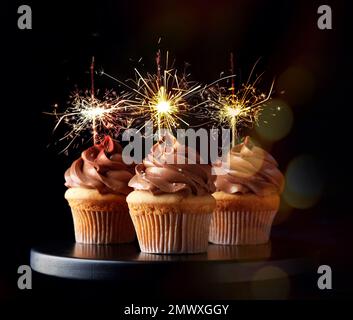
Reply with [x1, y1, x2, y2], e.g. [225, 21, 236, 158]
[30, 238, 318, 283]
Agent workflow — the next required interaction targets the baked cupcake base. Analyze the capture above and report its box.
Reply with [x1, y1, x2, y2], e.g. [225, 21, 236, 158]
[209, 191, 280, 245]
[65, 188, 135, 244]
[127, 191, 216, 254]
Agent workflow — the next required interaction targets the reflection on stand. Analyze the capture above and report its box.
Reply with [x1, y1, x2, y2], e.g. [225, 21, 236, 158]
[207, 242, 271, 261]
[72, 243, 138, 260]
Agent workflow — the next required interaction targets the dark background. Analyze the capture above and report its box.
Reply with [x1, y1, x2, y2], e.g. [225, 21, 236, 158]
[1, 0, 351, 303]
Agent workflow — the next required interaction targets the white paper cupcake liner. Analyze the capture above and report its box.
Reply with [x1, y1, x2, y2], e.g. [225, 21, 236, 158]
[70, 207, 135, 244]
[131, 212, 212, 254]
[209, 210, 277, 245]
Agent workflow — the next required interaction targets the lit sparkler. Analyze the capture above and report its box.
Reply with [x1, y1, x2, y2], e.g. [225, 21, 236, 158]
[47, 57, 134, 153]
[102, 51, 201, 139]
[205, 56, 274, 147]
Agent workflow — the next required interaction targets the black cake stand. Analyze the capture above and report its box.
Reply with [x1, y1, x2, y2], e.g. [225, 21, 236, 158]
[30, 237, 318, 284]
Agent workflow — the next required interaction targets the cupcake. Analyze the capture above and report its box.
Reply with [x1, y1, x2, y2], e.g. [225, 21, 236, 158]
[64, 136, 135, 244]
[210, 137, 284, 245]
[127, 135, 216, 254]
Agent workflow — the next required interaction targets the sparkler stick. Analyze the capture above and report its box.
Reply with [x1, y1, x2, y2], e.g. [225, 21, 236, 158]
[155, 49, 162, 138]
[156, 49, 161, 86]
[229, 52, 237, 146]
[90, 56, 98, 145]
[230, 52, 235, 98]
[90, 56, 95, 98]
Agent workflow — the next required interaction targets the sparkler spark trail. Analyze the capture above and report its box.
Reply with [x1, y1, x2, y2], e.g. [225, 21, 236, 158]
[101, 51, 202, 139]
[46, 58, 135, 153]
[205, 57, 274, 147]
[134, 52, 203, 139]
[49, 89, 134, 153]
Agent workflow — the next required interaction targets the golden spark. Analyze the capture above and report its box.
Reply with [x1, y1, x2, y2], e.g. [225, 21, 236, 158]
[205, 58, 274, 147]
[46, 57, 135, 154]
[101, 51, 201, 139]
[48, 89, 134, 153]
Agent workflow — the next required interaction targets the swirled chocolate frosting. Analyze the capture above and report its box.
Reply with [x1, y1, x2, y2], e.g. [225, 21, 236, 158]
[65, 136, 134, 195]
[215, 137, 284, 196]
[128, 134, 216, 196]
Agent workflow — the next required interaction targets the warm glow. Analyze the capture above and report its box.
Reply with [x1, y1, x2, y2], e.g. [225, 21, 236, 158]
[82, 107, 107, 119]
[49, 90, 129, 153]
[154, 86, 172, 115]
[156, 100, 171, 114]
[226, 105, 242, 118]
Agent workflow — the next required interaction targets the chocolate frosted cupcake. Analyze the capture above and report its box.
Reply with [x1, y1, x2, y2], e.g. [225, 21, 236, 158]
[210, 137, 284, 245]
[65, 136, 135, 244]
[127, 135, 216, 254]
